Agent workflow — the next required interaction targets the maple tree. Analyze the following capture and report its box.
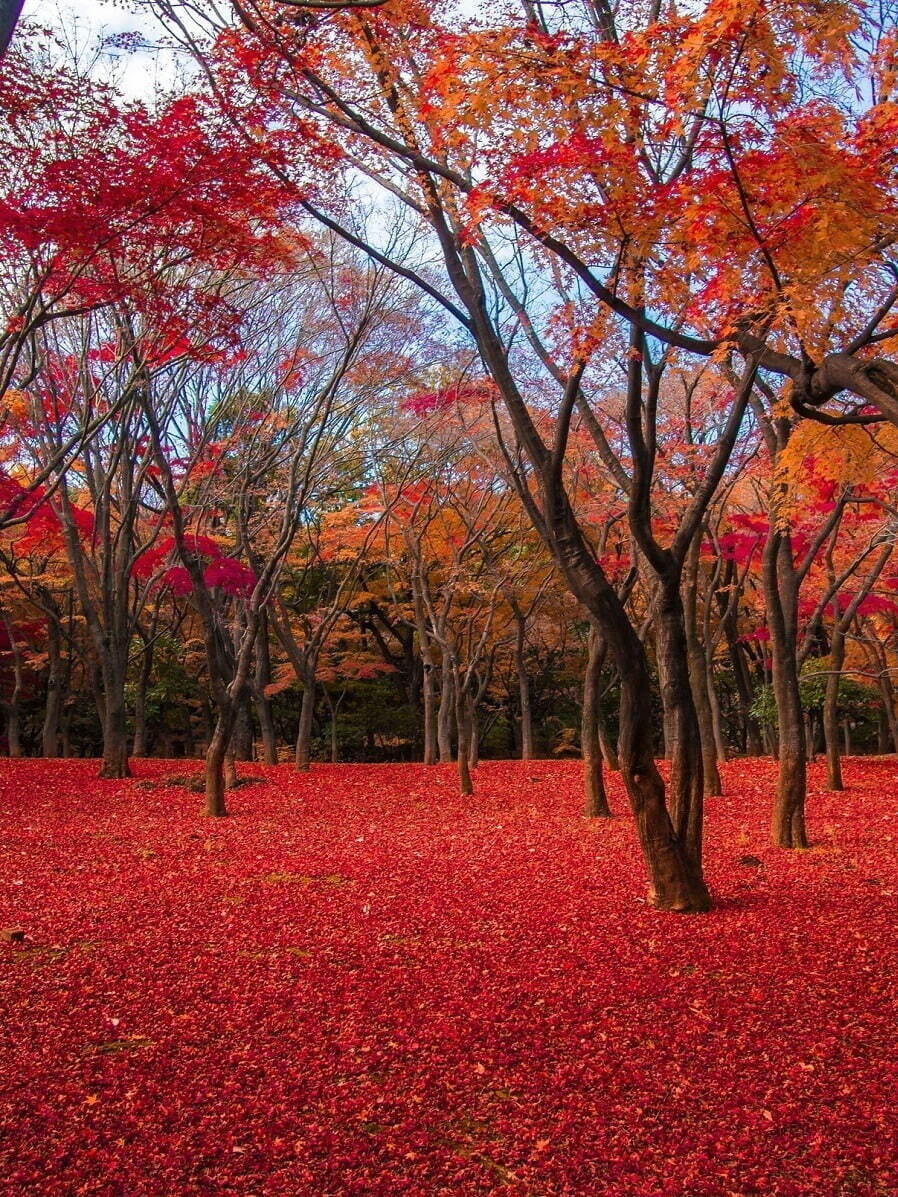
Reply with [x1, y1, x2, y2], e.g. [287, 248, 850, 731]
[2, 8, 898, 917]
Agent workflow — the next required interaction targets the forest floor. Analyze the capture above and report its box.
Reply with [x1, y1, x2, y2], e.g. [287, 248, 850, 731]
[1, 757, 896, 1196]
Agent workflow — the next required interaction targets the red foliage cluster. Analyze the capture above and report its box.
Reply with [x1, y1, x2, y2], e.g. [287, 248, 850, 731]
[1, 759, 896, 1194]
[402, 381, 497, 417]
[0, 469, 94, 548]
[132, 536, 257, 599]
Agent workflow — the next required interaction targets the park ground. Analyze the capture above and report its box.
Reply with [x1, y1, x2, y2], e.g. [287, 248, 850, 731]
[1, 757, 896, 1196]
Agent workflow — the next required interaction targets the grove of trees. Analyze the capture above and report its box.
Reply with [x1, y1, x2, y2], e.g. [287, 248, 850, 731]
[2, 1, 898, 912]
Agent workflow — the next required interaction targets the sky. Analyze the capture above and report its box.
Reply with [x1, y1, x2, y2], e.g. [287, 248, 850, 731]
[21, 0, 176, 97]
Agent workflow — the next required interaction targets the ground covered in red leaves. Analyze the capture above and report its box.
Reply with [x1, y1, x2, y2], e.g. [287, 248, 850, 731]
[1, 758, 896, 1196]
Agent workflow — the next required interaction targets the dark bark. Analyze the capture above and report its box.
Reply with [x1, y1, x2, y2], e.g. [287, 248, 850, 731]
[763, 531, 808, 849]
[454, 670, 473, 796]
[513, 608, 534, 760]
[132, 639, 154, 758]
[654, 579, 705, 863]
[295, 668, 316, 771]
[824, 632, 845, 791]
[98, 659, 131, 779]
[233, 694, 254, 762]
[254, 617, 278, 765]
[582, 622, 611, 817]
[684, 538, 723, 796]
[42, 620, 64, 758]
[205, 712, 232, 817]
[437, 661, 454, 763]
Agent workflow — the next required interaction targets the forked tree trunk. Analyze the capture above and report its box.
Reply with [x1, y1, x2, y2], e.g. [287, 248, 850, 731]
[582, 622, 611, 817]
[543, 498, 710, 911]
[764, 532, 808, 849]
[654, 579, 705, 867]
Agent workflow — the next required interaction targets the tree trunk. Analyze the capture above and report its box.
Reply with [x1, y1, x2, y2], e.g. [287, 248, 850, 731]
[764, 532, 808, 848]
[537, 478, 710, 911]
[233, 695, 254, 762]
[654, 577, 705, 865]
[723, 610, 762, 754]
[254, 619, 278, 765]
[132, 641, 153, 758]
[582, 622, 611, 817]
[295, 668, 316, 771]
[1, 611, 23, 758]
[5, 704, 21, 758]
[99, 667, 131, 779]
[323, 689, 341, 764]
[421, 662, 438, 764]
[684, 540, 722, 796]
[42, 623, 63, 758]
[437, 662, 454, 763]
[707, 661, 728, 763]
[205, 713, 231, 817]
[454, 672, 473, 796]
[514, 612, 534, 760]
[467, 691, 479, 770]
[598, 716, 618, 771]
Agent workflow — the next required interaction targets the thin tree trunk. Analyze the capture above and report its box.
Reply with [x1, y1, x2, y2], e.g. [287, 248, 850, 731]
[582, 622, 611, 817]
[2, 612, 23, 758]
[411, 576, 439, 765]
[437, 661, 454, 763]
[323, 688, 342, 764]
[42, 621, 63, 758]
[879, 674, 898, 751]
[454, 670, 473, 796]
[254, 618, 278, 765]
[707, 661, 728, 763]
[421, 662, 438, 764]
[654, 577, 705, 865]
[764, 532, 808, 848]
[132, 641, 153, 758]
[466, 691, 479, 770]
[295, 667, 316, 771]
[205, 712, 231, 817]
[514, 611, 534, 760]
[684, 540, 722, 796]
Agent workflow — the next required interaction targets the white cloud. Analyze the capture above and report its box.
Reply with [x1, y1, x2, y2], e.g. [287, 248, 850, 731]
[20, 1, 183, 100]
